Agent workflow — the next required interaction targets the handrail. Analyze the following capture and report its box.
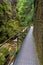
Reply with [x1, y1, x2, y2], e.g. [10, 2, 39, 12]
[0, 26, 29, 47]
[0, 33, 18, 47]
[0, 26, 29, 65]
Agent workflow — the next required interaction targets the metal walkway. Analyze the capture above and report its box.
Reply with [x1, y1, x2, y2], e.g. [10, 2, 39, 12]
[13, 26, 39, 65]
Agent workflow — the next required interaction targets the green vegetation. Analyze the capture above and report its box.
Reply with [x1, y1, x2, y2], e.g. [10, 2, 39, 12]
[0, 0, 34, 43]
[0, 54, 5, 65]
[0, 46, 9, 65]
[0, 0, 12, 43]
[16, 0, 34, 26]
[0, 0, 34, 65]
[0, 0, 19, 43]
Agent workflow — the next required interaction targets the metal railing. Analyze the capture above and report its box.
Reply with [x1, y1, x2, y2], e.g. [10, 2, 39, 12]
[0, 26, 29, 65]
[0, 26, 29, 47]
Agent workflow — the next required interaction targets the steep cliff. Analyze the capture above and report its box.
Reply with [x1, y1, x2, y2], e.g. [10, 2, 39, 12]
[34, 0, 43, 65]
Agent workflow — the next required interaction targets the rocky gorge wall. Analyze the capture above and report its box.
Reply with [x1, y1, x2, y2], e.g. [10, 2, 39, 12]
[34, 0, 43, 65]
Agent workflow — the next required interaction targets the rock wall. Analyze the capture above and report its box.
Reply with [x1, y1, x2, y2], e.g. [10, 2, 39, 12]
[34, 0, 43, 65]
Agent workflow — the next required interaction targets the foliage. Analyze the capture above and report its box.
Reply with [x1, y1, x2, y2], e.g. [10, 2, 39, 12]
[0, 0, 34, 43]
[0, 53, 5, 65]
[0, 0, 19, 43]
[0, 46, 9, 56]
[0, 0, 12, 43]
[0, 46, 9, 65]
[16, 0, 34, 26]
[0, 0, 34, 64]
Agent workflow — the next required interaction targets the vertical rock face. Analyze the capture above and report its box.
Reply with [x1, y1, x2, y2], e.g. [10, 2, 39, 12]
[34, 0, 43, 65]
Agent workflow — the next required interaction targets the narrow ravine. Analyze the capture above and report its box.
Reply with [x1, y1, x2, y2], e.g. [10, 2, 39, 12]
[13, 26, 39, 65]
